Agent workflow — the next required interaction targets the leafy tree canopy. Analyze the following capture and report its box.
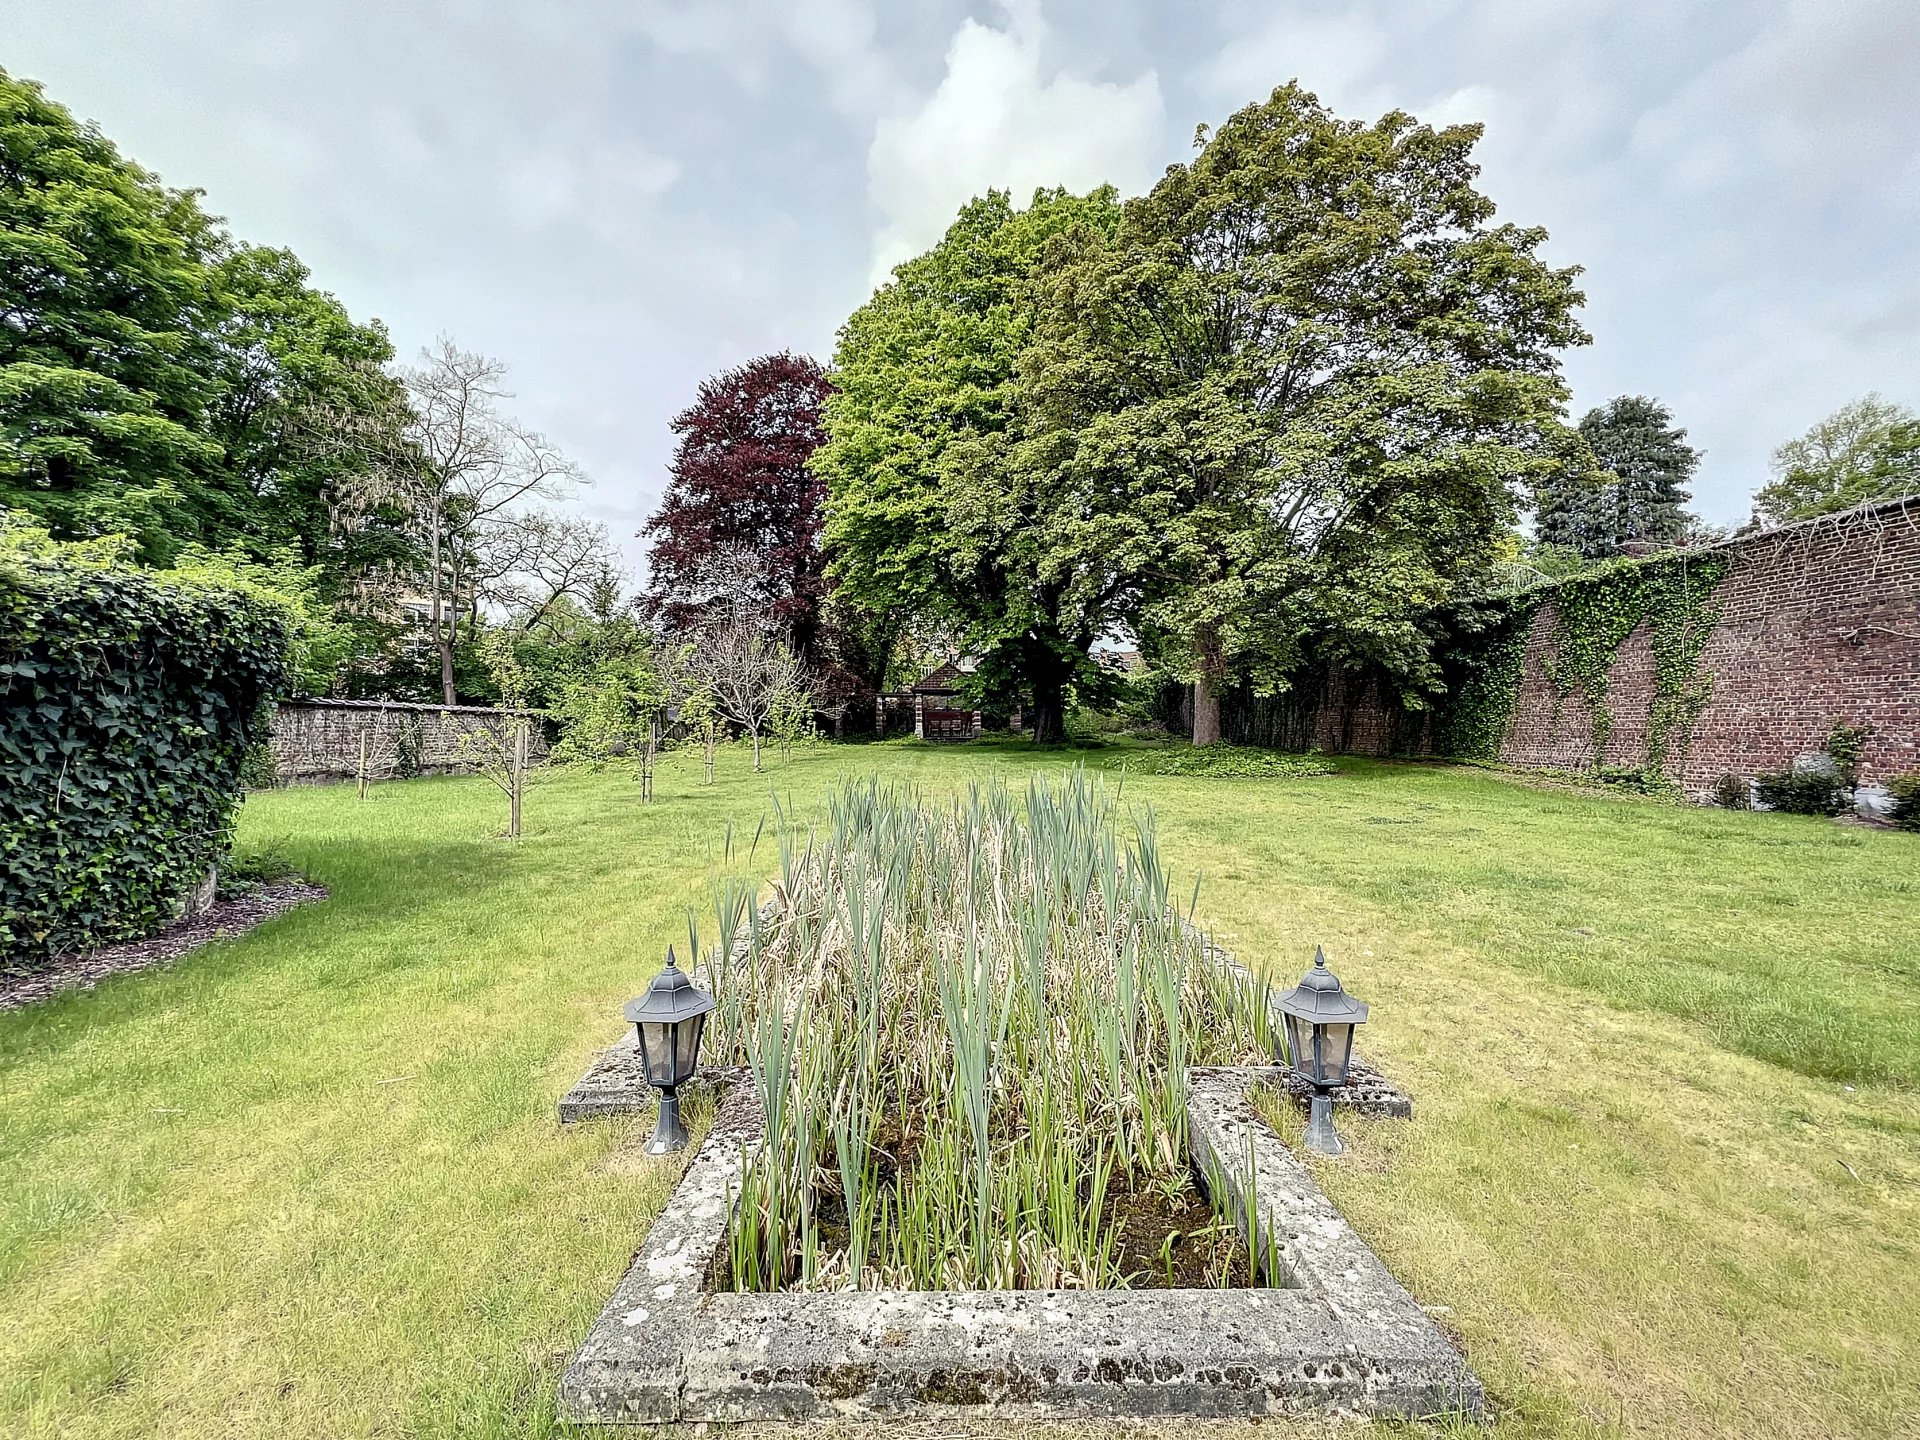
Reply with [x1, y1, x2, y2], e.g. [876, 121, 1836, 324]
[1753, 393, 1920, 525]
[1017, 85, 1591, 740]
[0, 68, 398, 572]
[1, 68, 223, 556]
[1536, 395, 1699, 559]
[817, 186, 1122, 740]
[205, 244, 401, 569]
[166, 542, 366, 698]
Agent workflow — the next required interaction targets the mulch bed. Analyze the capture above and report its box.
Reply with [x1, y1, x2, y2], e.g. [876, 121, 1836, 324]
[0, 880, 329, 1013]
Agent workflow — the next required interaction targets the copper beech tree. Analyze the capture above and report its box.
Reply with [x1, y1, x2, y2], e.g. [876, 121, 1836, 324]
[641, 353, 833, 663]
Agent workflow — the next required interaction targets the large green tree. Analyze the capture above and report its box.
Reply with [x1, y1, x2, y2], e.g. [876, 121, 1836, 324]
[1019, 86, 1591, 742]
[816, 187, 1123, 742]
[205, 244, 403, 569]
[0, 69, 404, 582]
[0, 69, 227, 558]
[1753, 394, 1920, 524]
[1535, 395, 1699, 558]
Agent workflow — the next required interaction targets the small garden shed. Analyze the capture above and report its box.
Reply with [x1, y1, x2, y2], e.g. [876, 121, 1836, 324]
[875, 660, 984, 742]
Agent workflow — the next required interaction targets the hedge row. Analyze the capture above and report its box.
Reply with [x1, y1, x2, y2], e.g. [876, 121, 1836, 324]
[1, 553, 290, 966]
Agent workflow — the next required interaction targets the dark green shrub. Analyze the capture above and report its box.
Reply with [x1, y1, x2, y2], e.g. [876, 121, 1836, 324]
[218, 843, 299, 899]
[1753, 767, 1849, 817]
[1712, 773, 1751, 810]
[238, 736, 280, 790]
[1590, 764, 1673, 795]
[1889, 774, 1920, 832]
[1, 551, 291, 963]
[1825, 721, 1873, 789]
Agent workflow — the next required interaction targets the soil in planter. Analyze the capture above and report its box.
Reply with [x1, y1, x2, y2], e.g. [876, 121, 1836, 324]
[716, 1161, 1256, 1292]
[1104, 1167, 1254, 1288]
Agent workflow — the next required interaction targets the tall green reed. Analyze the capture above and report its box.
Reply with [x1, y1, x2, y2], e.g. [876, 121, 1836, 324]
[714, 769, 1272, 1292]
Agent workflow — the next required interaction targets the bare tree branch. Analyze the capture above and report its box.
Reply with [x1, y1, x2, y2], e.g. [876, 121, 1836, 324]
[302, 338, 589, 702]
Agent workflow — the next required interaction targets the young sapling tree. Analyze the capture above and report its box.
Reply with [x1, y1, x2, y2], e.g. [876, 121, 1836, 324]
[680, 607, 809, 773]
[449, 632, 546, 838]
[769, 683, 816, 765]
[552, 652, 670, 801]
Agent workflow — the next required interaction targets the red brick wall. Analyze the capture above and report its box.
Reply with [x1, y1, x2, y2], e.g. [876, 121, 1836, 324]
[1270, 498, 1920, 795]
[1671, 508, 1920, 791]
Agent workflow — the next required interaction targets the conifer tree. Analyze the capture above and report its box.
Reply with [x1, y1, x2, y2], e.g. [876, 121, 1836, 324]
[1538, 396, 1700, 558]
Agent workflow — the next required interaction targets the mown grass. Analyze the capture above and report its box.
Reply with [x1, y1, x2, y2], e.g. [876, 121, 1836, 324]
[1, 739, 1916, 1439]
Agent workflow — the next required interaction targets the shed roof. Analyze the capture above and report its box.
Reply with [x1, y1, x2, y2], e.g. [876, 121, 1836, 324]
[911, 660, 973, 693]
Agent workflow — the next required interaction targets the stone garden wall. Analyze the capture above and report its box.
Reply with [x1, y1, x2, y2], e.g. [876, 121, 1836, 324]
[267, 699, 549, 785]
[1224, 495, 1920, 798]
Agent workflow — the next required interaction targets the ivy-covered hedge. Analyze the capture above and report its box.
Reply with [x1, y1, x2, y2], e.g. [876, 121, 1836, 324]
[1, 554, 291, 966]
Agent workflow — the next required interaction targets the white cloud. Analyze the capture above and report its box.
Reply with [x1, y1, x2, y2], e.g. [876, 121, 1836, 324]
[774, 0, 905, 119]
[1197, 7, 1389, 118]
[864, 3, 1165, 287]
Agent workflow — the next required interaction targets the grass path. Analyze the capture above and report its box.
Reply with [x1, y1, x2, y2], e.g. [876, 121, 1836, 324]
[2, 742, 1915, 1438]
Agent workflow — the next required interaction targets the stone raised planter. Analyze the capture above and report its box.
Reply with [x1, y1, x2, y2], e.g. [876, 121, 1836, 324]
[558, 1065, 1478, 1423]
[559, 905, 1470, 1425]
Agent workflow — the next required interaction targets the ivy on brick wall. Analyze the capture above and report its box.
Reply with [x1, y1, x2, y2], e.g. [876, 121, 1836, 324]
[1639, 557, 1733, 772]
[1432, 551, 1732, 775]
[1545, 566, 1649, 759]
[1, 553, 291, 966]
[1432, 598, 1544, 762]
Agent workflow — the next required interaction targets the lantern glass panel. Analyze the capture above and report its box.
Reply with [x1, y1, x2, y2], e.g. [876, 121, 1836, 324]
[1319, 1022, 1355, 1085]
[672, 1012, 706, 1084]
[637, 1020, 679, 1087]
[1283, 1013, 1316, 1079]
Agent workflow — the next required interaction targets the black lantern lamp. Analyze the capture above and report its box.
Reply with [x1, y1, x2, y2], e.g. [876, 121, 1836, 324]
[623, 947, 716, 1154]
[1275, 947, 1370, 1156]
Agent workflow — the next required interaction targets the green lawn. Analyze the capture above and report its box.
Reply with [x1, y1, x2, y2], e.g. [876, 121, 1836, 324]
[3, 741, 1916, 1439]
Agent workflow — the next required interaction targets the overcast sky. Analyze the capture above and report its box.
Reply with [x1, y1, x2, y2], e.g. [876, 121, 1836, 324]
[8, 0, 1919, 578]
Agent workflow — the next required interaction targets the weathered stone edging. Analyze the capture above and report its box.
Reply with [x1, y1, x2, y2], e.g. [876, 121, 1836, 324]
[558, 1068, 1479, 1424]
[557, 900, 1455, 1423]
[560, 917, 1412, 1125]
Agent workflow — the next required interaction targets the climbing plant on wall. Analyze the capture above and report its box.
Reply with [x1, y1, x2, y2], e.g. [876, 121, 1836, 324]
[1430, 550, 1732, 775]
[1640, 557, 1733, 772]
[1545, 565, 1649, 760]
[1432, 599, 1544, 762]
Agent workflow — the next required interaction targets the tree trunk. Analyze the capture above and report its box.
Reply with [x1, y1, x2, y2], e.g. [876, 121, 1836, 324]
[508, 724, 526, 838]
[1021, 632, 1079, 745]
[751, 731, 763, 771]
[1029, 688, 1066, 744]
[1192, 627, 1225, 746]
[1191, 676, 1222, 746]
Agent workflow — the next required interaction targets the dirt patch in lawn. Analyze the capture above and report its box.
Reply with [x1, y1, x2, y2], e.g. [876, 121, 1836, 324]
[0, 880, 329, 1012]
